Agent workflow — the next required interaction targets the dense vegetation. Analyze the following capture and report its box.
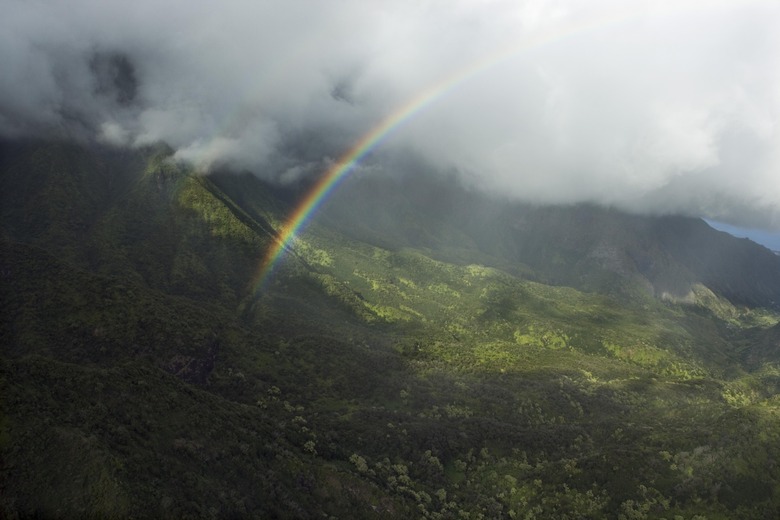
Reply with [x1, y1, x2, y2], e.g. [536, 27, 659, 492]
[2, 140, 780, 518]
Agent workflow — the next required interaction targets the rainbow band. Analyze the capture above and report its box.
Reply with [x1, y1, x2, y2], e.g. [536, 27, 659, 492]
[250, 0, 760, 292]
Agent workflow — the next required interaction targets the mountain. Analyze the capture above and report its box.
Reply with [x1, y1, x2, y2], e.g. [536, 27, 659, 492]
[3, 139, 780, 518]
[314, 172, 780, 308]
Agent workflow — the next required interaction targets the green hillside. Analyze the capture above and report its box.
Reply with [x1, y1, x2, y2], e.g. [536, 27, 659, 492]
[3, 140, 780, 518]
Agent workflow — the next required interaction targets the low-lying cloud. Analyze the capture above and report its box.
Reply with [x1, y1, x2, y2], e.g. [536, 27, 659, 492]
[2, 0, 779, 229]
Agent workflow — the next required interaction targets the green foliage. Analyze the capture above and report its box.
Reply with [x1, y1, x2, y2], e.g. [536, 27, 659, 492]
[3, 141, 780, 518]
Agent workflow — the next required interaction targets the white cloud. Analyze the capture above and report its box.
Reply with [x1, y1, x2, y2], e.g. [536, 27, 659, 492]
[1, 0, 778, 229]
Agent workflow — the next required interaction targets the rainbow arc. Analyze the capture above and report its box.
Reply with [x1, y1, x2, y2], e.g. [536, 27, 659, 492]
[249, 0, 757, 293]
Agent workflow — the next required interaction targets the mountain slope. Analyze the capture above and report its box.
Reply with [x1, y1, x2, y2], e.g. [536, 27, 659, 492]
[3, 139, 780, 518]
[317, 172, 780, 308]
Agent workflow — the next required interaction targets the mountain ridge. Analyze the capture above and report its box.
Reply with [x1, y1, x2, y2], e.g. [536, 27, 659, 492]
[313, 170, 780, 309]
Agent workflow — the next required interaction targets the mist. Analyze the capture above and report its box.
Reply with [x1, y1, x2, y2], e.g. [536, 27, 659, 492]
[2, 0, 779, 230]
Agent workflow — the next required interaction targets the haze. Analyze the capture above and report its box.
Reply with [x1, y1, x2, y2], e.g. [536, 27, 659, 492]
[1, 0, 779, 231]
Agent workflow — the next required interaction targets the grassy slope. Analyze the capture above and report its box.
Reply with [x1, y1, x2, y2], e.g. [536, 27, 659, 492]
[2, 140, 780, 518]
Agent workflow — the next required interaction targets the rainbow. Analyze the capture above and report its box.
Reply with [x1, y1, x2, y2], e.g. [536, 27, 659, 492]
[250, 0, 760, 292]
[250, 90, 431, 291]
[250, 57, 500, 292]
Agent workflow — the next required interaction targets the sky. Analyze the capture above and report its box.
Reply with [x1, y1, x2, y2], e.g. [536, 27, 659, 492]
[1, 0, 779, 232]
[706, 220, 780, 252]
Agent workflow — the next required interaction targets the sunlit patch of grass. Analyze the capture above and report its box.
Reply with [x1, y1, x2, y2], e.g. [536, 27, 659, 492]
[297, 240, 334, 267]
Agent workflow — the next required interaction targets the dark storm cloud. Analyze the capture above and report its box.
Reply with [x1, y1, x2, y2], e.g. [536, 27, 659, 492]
[1, 0, 778, 229]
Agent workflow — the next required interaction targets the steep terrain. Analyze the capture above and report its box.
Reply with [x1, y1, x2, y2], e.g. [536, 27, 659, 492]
[2, 139, 780, 519]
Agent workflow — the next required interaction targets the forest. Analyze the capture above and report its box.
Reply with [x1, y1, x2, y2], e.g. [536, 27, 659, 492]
[2, 140, 780, 519]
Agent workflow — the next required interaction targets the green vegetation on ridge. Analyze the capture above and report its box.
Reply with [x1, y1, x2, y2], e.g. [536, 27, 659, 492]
[3, 140, 780, 519]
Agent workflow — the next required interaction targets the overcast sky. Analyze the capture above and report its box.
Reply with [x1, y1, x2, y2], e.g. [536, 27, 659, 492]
[2, 0, 779, 232]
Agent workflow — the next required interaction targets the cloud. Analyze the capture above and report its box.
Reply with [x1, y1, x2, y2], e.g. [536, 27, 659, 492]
[1, 0, 779, 229]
